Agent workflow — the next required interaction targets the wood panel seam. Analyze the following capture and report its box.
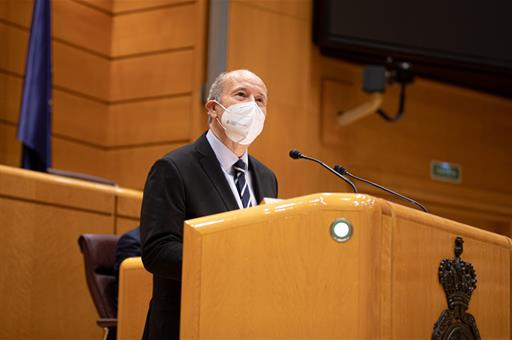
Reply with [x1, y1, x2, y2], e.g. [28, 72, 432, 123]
[71, 0, 113, 16]
[3, 99, 191, 151]
[0, 71, 110, 105]
[53, 37, 110, 60]
[0, 68, 23, 79]
[110, 92, 192, 105]
[53, 85, 110, 105]
[106, 139, 190, 150]
[0, 17, 28, 31]
[0, 73, 193, 105]
[0, 19, 110, 60]
[53, 133, 189, 151]
[112, 46, 195, 60]
[0, 118, 16, 127]
[113, 1, 196, 16]
[0, 193, 113, 216]
[233, 1, 310, 22]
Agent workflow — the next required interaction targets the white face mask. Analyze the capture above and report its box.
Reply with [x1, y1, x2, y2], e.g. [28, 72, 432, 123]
[214, 101, 266, 145]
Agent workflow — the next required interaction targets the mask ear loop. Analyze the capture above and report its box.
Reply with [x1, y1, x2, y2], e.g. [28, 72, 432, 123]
[212, 100, 228, 131]
[213, 100, 228, 112]
[216, 117, 227, 131]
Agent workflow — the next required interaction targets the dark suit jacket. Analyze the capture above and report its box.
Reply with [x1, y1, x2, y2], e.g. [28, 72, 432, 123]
[113, 226, 141, 311]
[140, 133, 278, 340]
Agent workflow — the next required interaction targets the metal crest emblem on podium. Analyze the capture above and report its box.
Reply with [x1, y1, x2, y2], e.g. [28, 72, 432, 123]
[432, 236, 481, 340]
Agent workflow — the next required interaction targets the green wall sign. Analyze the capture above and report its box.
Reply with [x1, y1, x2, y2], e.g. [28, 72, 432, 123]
[431, 161, 461, 183]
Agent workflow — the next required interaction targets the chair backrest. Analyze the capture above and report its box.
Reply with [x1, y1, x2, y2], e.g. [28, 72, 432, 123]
[78, 234, 120, 319]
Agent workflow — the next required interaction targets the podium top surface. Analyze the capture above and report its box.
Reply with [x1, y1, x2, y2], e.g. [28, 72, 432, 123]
[185, 193, 511, 249]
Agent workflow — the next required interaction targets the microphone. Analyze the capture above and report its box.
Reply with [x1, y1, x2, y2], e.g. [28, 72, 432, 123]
[334, 165, 428, 212]
[289, 150, 358, 193]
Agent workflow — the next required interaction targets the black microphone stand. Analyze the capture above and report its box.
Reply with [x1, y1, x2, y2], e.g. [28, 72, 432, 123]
[334, 165, 427, 212]
[289, 150, 358, 193]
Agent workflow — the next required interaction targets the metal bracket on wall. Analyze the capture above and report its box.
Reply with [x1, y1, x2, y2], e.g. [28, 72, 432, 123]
[337, 93, 383, 126]
[337, 60, 415, 126]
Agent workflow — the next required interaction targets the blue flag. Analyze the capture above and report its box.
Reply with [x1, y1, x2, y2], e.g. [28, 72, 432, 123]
[17, 0, 52, 171]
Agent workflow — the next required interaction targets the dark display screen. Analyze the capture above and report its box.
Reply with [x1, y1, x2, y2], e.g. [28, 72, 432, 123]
[313, 0, 512, 97]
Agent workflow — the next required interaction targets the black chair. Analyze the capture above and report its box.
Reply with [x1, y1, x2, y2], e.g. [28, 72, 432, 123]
[78, 234, 120, 340]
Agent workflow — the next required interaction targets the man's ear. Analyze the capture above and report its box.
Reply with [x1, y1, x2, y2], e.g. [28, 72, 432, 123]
[205, 100, 218, 118]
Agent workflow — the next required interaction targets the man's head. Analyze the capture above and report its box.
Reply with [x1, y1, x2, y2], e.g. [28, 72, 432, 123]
[205, 70, 268, 152]
[206, 69, 268, 119]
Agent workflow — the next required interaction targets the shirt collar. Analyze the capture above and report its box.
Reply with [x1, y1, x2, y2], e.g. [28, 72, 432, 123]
[206, 130, 249, 174]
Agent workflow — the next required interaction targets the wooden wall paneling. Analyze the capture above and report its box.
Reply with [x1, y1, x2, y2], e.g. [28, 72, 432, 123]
[0, 5, 111, 99]
[53, 42, 110, 101]
[110, 50, 194, 101]
[112, 0, 191, 14]
[76, 0, 113, 13]
[53, 0, 111, 56]
[427, 204, 512, 236]
[0, 0, 33, 28]
[52, 137, 111, 180]
[227, 2, 310, 104]
[0, 3, 111, 173]
[0, 73, 23, 123]
[354, 180, 512, 235]
[320, 75, 512, 195]
[108, 96, 191, 146]
[350, 167, 512, 217]
[231, 0, 310, 20]
[108, 142, 185, 189]
[407, 80, 512, 192]
[1, 0, 208, 192]
[0, 76, 109, 162]
[251, 100, 328, 198]
[0, 18, 29, 179]
[112, 3, 196, 57]
[189, 0, 207, 139]
[0, 22, 28, 75]
[53, 90, 109, 146]
[320, 78, 368, 146]
[0, 122, 20, 166]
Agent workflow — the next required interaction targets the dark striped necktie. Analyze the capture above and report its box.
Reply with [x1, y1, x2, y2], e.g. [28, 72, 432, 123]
[233, 159, 251, 208]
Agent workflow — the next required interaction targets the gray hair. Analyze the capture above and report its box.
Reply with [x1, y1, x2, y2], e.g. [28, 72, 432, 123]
[207, 72, 228, 102]
[207, 72, 228, 124]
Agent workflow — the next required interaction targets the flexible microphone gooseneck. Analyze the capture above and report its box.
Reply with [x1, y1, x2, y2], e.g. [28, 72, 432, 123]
[334, 165, 428, 212]
[289, 150, 358, 193]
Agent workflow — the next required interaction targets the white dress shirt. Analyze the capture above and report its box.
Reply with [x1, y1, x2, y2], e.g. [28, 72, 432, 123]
[206, 130, 257, 208]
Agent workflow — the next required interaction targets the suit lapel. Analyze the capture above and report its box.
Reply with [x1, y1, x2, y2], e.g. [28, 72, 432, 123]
[248, 156, 264, 203]
[195, 134, 239, 211]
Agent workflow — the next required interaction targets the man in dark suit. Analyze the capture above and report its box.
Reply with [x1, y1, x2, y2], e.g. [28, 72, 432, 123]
[140, 69, 278, 340]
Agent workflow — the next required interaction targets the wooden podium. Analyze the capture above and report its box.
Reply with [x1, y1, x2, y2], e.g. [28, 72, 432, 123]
[180, 193, 511, 339]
